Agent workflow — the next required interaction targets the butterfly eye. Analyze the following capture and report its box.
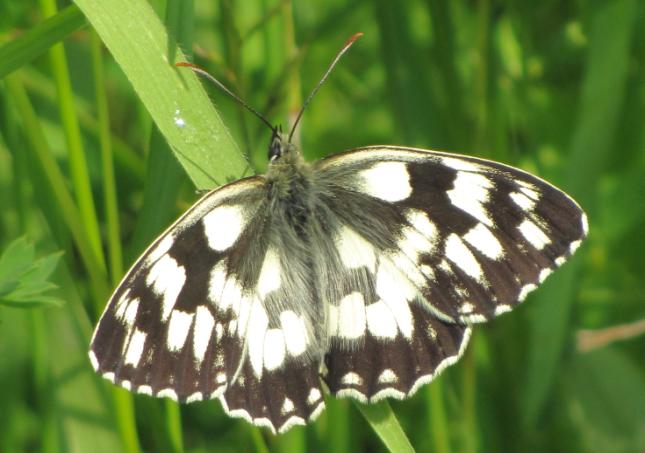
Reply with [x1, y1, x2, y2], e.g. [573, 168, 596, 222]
[268, 130, 283, 162]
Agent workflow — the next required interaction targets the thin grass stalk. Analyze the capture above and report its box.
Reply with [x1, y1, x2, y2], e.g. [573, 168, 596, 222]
[427, 381, 450, 453]
[91, 33, 123, 285]
[39, 0, 106, 271]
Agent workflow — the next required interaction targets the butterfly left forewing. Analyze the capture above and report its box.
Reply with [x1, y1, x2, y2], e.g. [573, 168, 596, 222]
[90, 177, 269, 402]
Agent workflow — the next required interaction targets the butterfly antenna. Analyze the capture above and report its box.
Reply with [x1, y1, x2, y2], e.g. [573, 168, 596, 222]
[287, 32, 364, 143]
[176, 62, 275, 132]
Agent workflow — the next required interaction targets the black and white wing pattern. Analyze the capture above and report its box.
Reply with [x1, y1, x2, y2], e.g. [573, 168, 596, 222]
[90, 143, 587, 434]
[89, 176, 326, 433]
[314, 146, 587, 401]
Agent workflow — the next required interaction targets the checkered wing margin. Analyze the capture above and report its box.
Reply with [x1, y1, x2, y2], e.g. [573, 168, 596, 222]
[315, 146, 587, 401]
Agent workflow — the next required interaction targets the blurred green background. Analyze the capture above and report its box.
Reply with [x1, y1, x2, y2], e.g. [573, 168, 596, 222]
[1, 0, 643, 452]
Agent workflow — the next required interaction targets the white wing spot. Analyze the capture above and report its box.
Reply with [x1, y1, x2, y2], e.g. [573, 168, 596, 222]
[359, 161, 411, 202]
[193, 305, 215, 363]
[447, 171, 493, 226]
[398, 226, 437, 262]
[102, 371, 116, 382]
[307, 388, 321, 405]
[441, 156, 481, 172]
[569, 240, 582, 254]
[376, 260, 415, 338]
[124, 329, 146, 366]
[555, 256, 566, 267]
[463, 223, 504, 260]
[186, 392, 203, 403]
[539, 268, 553, 283]
[510, 191, 536, 212]
[203, 205, 246, 251]
[280, 310, 308, 356]
[377, 369, 398, 384]
[420, 264, 436, 281]
[494, 304, 512, 316]
[519, 184, 539, 200]
[114, 289, 131, 320]
[257, 247, 281, 298]
[337, 292, 366, 339]
[341, 372, 363, 386]
[518, 219, 551, 250]
[518, 284, 537, 302]
[121, 380, 132, 391]
[138, 385, 153, 396]
[335, 226, 376, 271]
[146, 255, 186, 321]
[405, 209, 439, 245]
[216, 372, 227, 384]
[263, 329, 286, 371]
[459, 302, 475, 314]
[247, 299, 269, 377]
[207, 262, 227, 306]
[157, 388, 178, 401]
[366, 300, 398, 339]
[146, 235, 174, 265]
[281, 398, 295, 415]
[167, 310, 194, 352]
[122, 297, 140, 328]
[445, 234, 484, 281]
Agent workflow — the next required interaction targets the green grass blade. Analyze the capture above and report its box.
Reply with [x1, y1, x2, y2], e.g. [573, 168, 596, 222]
[356, 401, 415, 453]
[91, 32, 122, 284]
[40, 0, 106, 275]
[0, 5, 85, 79]
[73, 0, 249, 190]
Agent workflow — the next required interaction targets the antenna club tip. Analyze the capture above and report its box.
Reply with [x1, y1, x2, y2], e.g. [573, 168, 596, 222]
[176, 61, 203, 70]
[345, 32, 364, 47]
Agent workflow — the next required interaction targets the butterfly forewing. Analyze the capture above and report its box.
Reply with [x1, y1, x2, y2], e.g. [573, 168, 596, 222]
[316, 146, 588, 325]
[90, 177, 269, 402]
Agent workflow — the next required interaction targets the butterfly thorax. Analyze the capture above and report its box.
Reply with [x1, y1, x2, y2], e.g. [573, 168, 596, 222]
[265, 132, 315, 235]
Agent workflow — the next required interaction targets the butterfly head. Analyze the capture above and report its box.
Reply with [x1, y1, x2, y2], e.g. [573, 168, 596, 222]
[268, 126, 300, 165]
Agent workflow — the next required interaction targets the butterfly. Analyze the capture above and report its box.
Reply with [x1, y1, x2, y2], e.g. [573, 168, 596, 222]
[89, 34, 587, 434]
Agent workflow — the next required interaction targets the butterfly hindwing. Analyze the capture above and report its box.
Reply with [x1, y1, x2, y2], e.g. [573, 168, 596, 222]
[324, 304, 471, 402]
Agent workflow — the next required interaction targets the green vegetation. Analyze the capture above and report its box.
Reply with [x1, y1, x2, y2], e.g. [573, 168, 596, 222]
[0, 0, 643, 451]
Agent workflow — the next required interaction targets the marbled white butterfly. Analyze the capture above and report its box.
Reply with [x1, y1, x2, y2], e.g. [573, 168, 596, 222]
[89, 34, 588, 434]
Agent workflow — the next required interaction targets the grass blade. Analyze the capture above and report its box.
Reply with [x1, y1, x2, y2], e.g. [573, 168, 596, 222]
[0, 5, 85, 79]
[40, 0, 106, 274]
[356, 401, 415, 453]
[73, 0, 249, 190]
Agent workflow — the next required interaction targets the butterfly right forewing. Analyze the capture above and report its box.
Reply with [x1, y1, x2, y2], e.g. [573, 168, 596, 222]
[316, 146, 587, 324]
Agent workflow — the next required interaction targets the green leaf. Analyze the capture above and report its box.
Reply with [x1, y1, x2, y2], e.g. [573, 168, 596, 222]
[0, 237, 64, 308]
[355, 401, 415, 453]
[73, 0, 250, 190]
[0, 5, 86, 79]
